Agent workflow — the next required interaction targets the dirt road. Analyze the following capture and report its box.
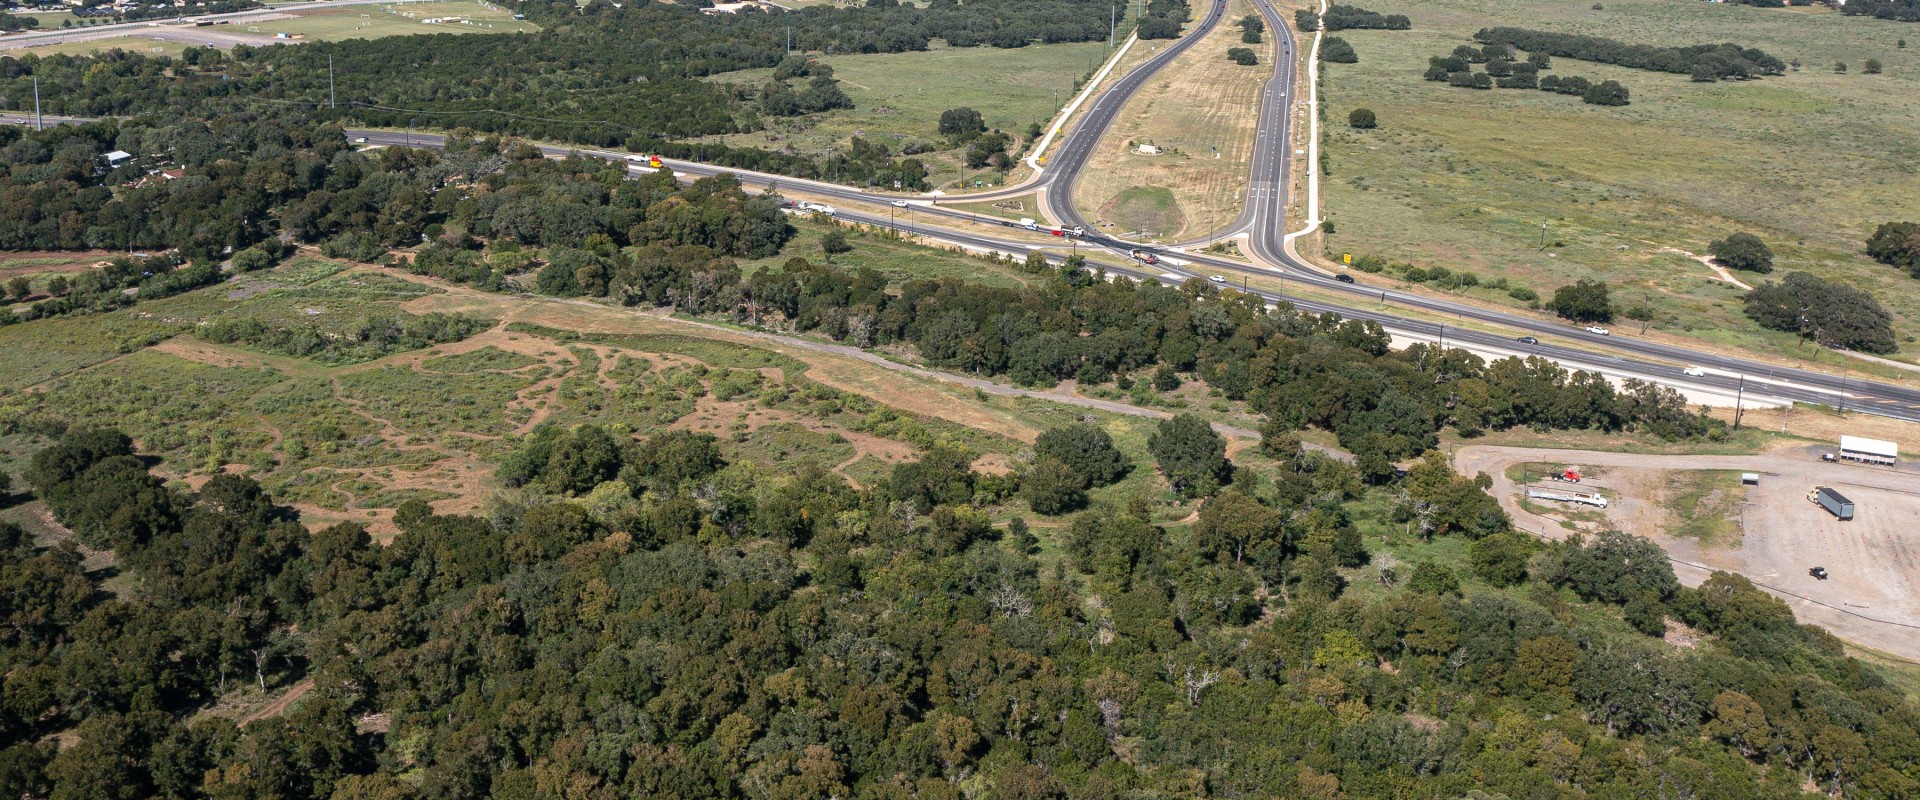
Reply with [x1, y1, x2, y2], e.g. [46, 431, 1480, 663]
[1456, 444, 1920, 662]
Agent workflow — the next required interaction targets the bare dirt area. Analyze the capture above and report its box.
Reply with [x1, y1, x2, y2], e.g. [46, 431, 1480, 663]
[1456, 443, 1920, 661]
[0, 251, 112, 280]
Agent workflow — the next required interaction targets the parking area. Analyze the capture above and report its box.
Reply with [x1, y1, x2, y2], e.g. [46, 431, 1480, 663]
[1455, 443, 1920, 661]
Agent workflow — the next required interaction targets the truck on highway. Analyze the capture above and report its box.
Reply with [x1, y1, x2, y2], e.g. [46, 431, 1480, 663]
[1018, 218, 1039, 231]
[1808, 486, 1854, 520]
[1128, 249, 1159, 265]
[795, 201, 835, 216]
[624, 154, 664, 169]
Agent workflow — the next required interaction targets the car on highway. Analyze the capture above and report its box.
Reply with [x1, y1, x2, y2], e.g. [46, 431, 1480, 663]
[1517, 336, 1538, 345]
[1682, 366, 1706, 377]
[1334, 273, 1355, 284]
[1208, 275, 1226, 283]
[1066, 226, 1085, 236]
[352, 136, 368, 144]
[1584, 325, 1610, 336]
[890, 200, 909, 208]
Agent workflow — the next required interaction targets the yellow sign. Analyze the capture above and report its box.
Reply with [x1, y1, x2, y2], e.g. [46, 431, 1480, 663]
[1342, 253, 1351, 264]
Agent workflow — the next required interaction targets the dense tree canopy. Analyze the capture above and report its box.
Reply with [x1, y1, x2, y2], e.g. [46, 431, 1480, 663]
[1548, 279, 1614, 323]
[1711, 231, 1775, 273]
[1473, 27, 1786, 80]
[1867, 220, 1920, 277]
[1744, 272, 1898, 353]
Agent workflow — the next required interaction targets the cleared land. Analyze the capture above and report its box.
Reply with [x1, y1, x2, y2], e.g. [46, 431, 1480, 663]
[1316, 0, 1920, 360]
[1073, 0, 1275, 240]
[3, 0, 535, 56]
[1457, 443, 1920, 661]
[703, 40, 1113, 190]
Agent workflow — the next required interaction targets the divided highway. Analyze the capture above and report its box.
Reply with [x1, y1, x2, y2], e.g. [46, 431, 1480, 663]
[5, 6, 1918, 422]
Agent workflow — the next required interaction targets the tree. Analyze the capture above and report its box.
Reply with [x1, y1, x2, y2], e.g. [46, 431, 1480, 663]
[1033, 423, 1130, 487]
[938, 107, 986, 143]
[1238, 13, 1263, 42]
[1020, 457, 1087, 515]
[1148, 414, 1231, 497]
[1322, 37, 1358, 63]
[1226, 47, 1258, 66]
[4, 277, 28, 300]
[1835, 61, 1848, 73]
[1866, 220, 1920, 276]
[1348, 108, 1377, 129]
[1407, 560, 1461, 596]
[1547, 279, 1613, 322]
[1864, 58, 1882, 74]
[1558, 530, 1678, 604]
[46, 276, 69, 297]
[820, 230, 852, 258]
[1743, 272, 1896, 353]
[1581, 79, 1630, 106]
[1192, 490, 1285, 566]
[1708, 232, 1774, 273]
[1470, 530, 1538, 586]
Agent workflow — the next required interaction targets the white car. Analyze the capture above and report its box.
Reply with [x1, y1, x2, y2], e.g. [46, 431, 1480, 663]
[1584, 325, 1610, 336]
[890, 200, 909, 208]
[1208, 275, 1226, 283]
[352, 136, 368, 144]
[1682, 366, 1706, 377]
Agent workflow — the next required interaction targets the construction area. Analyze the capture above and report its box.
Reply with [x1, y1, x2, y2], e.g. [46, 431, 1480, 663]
[1455, 438, 1920, 661]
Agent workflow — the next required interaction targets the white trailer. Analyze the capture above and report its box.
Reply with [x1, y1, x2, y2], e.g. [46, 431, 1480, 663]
[1526, 487, 1608, 509]
[1836, 435, 1897, 465]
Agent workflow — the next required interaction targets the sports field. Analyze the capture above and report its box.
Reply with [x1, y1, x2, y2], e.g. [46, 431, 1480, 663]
[1316, 0, 1920, 359]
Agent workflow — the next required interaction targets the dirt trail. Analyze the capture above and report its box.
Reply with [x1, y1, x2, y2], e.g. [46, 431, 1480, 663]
[1651, 244, 1754, 291]
[1456, 444, 1920, 662]
[239, 679, 313, 728]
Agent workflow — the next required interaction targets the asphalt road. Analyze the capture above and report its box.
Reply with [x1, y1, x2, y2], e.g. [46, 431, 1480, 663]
[7, 11, 1920, 423]
[0, 0, 400, 48]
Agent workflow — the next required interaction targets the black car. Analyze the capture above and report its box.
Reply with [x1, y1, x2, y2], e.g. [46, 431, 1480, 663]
[1334, 273, 1355, 284]
[1517, 336, 1539, 345]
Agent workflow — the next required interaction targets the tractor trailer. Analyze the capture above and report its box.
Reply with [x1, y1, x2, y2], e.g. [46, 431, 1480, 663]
[1809, 486, 1854, 521]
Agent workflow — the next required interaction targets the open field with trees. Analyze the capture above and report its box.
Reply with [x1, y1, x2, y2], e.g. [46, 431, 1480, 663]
[704, 39, 1113, 191]
[1317, 0, 1920, 362]
[1073, 0, 1275, 240]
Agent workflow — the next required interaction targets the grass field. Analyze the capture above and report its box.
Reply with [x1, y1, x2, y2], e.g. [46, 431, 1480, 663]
[704, 39, 1115, 191]
[1316, 0, 1920, 359]
[265, 0, 537, 41]
[738, 218, 1038, 289]
[1073, 0, 1275, 240]
[7, 34, 192, 58]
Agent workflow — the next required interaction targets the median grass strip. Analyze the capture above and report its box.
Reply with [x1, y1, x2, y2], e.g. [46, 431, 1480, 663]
[1073, 0, 1277, 240]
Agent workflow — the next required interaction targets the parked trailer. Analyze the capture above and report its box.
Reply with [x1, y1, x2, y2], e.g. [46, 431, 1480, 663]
[1808, 486, 1854, 520]
[1526, 487, 1608, 509]
[1834, 435, 1898, 465]
[1128, 249, 1159, 265]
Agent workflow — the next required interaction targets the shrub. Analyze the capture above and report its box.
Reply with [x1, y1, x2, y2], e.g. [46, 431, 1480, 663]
[1348, 108, 1377, 129]
[1708, 232, 1774, 273]
[1227, 47, 1258, 66]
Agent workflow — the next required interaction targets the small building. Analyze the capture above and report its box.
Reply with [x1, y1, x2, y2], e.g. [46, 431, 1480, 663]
[159, 168, 186, 181]
[1135, 143, 1163, 156]
[104, 150, 133, 167]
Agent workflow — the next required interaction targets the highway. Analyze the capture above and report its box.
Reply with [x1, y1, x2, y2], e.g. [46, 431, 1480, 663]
[0, 0, 404, 49]
[6, 9, 1920, 423]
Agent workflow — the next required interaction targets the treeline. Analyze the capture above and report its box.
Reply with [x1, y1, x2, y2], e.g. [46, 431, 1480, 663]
[1842, 0, 1920, 22]
[1319, 3, 1411, 31]
[198, 312, 493, 365]
[1137, 0, 1192, 40]
[533, 245, 1723, 472]
[0, 0, 1113, 186]
[0, 251, 225, 328]
[0, 11, 40, 31]
[5, 408, 1915, 796]
[1473, 26, 1787, 80]
[1424, 45, 1628, 104]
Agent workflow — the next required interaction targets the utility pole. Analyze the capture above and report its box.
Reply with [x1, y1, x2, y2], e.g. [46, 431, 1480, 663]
[1110, 3, 1116, 48]
[1733, 373, 1746, 430]
[32, 75, 41, 132]
[328, 55, 336, 110]
[1539, 220, 1547, 250]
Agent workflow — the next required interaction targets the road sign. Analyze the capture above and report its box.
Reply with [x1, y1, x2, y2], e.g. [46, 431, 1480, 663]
[1342, 253, 1351, 264]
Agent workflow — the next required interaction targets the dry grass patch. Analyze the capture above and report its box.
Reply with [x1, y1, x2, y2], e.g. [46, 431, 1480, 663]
[1073, 0, 1276, 239]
